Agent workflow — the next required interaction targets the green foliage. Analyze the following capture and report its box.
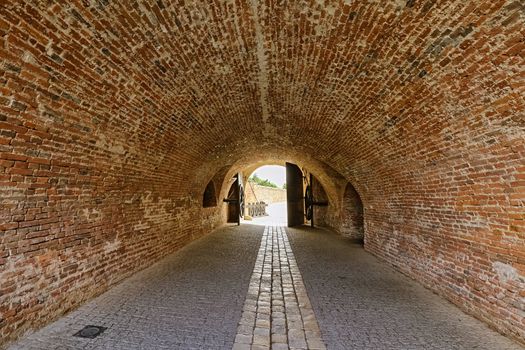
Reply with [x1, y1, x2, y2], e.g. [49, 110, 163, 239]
[249, 173, 278, 188]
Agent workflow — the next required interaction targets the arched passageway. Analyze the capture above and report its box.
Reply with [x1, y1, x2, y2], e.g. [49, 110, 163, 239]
[244, 165, 287, 224]
[202, 180, 217, 208]
[0, 1, 523, 348]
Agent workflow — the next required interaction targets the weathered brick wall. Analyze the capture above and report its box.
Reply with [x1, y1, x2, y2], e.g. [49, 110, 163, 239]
[0, 0, 524, 348]
[318, 182, 364, 240]
[361, 144, 525, 343]
[0, 3, 227, 346]
[340, 183, 364, 239]
[0, 155, 225, 347]
[310, 175, 330, 228]
[0, 153, 225, 347]
[245, 181, 286, 204]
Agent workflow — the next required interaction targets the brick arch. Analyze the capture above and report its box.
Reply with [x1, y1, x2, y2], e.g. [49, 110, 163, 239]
[213, 152, 349, 214]
[0, 1, 523, 347]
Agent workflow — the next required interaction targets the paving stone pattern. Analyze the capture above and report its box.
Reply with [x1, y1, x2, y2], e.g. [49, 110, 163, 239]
[8, 225, 263, 350]
[287, 226, 525, 350]
[7, 224, 524, 350]
[233, 225, 325, 350]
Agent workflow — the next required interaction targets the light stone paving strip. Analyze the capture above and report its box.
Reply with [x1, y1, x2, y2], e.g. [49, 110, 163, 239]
[233, 225, 326, 350]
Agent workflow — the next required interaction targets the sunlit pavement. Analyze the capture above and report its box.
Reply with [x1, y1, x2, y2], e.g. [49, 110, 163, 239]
[245, 202, 287, 226]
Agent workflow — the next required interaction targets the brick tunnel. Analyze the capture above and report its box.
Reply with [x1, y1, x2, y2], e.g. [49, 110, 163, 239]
[0, 1, 524, 349]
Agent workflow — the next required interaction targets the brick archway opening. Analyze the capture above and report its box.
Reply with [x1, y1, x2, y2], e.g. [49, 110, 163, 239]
[215, 157, 342, 229]
[244, 165, 287, 224]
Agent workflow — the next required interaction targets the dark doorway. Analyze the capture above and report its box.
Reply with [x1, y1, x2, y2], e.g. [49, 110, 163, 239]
[202, 181, 217, 208]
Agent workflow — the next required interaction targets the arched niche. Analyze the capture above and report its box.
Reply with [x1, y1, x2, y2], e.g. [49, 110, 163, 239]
[202, 180, 217, 208]
[339, 182, 364, 240]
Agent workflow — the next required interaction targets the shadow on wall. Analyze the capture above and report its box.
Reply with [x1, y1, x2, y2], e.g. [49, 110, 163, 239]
[339, 182, 364, 240]
[202, 181, 217, 208]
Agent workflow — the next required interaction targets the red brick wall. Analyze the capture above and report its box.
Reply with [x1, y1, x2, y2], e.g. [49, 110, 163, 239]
[320, 182, 364, 239]
[1, 1, 524, 348]
[310, 175, 329, 227]
[0, 154, 224, 346]
[339, 183, 364, 239]
[362, 145, 525, 343]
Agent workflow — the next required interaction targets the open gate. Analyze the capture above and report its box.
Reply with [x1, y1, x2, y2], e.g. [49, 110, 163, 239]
[303, 173, 328, 227]
[223, 173, 245, 225]
[286, 163, 328, 227]
[223, 167, 326, 227]
[286, 163, 304, 227]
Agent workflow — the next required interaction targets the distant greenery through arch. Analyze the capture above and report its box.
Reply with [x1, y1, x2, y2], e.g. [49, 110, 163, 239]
[249, 173, 283, 188]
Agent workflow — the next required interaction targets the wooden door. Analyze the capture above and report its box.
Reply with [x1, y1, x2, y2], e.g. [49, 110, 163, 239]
[286, 162, 304, 227]
[225, 173, 244, 225]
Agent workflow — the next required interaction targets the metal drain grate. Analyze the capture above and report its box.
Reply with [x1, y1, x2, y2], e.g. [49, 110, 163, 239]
[73, 325, 107, 339]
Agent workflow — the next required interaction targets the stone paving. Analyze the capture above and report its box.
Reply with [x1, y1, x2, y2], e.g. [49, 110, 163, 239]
[232, 225, 325, 350]
[287, 226, 525, 350]
[8, 223, 525, 350]
[8, 225, 263, 350]
[244, 202, 287, 227]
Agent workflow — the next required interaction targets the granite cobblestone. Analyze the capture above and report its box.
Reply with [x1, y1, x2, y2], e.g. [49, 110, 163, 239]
[232, 225, 325, 350]
[287, 227, 524, 350]
[8, 225, 263, 350]
[8, 224, 524, 350]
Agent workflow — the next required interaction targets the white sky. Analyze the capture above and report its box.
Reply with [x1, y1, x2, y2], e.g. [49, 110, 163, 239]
[249, 165, 286, 187]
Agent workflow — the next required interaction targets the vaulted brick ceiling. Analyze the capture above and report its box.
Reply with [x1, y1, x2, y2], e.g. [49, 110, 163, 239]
[3, 1, 523, 195]
[1, 1, 524, 346]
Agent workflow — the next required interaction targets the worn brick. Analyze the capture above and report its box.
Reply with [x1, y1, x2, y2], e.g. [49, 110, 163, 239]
[0, 1, 523, 349]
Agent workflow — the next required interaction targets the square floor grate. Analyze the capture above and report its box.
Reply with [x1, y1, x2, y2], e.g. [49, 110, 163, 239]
[73, 325, 107, 339]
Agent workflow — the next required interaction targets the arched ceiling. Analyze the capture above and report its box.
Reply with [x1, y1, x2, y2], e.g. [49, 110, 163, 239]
[2, 1, 523, 198]
[1, 3, 524, 345]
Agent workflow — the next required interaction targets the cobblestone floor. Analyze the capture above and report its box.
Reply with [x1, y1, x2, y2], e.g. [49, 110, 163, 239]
[287, 226, 524, 350]
[8, 224, 524, 350]
[232, 225, 324, 350]
[8, 225, 263, 350]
